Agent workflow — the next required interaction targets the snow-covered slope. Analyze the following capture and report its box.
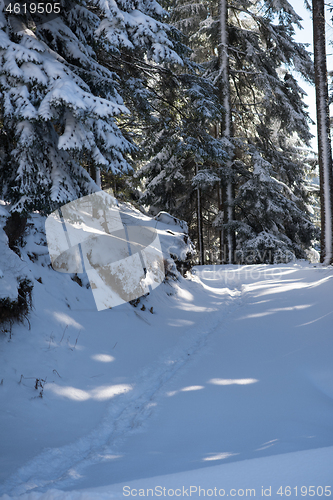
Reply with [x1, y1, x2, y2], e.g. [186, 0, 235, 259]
[0, 210, 332, 499]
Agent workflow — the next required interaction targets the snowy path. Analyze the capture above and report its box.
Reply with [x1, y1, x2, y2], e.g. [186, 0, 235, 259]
[68, 264, 333, 491]
[1, 263, 333, 498]
[0, 269, 242, 496]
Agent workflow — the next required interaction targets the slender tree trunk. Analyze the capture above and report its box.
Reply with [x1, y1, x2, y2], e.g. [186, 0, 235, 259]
[217, 184, 225, 263]
[207, 211, 211, 263]
[215, 122, 225, 265]
[195, 164, 204, 265]
[219, 0, 234, 264]
[90, 166, 102, 189]
[96, 167, 101, 189]
[313, 0, 333, 264]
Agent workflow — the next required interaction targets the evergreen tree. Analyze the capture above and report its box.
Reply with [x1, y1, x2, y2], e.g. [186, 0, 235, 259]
[0, 0, 184, 212]
[131, 14, 228, 261]
[143, 0, 318, 264]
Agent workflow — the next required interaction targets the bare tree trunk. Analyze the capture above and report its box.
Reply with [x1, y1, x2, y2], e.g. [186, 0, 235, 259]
[96, 167, 101, 189]
[217, 184, 225, 263]
[219, 0, 234, 264]
[196, 164, 204, 265]
[207, 210, 211, 263]
[313, 0, 333, 264]
[90, 166, 102, 189]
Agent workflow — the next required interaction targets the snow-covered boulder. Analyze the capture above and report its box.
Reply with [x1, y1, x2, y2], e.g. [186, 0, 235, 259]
[154, 211, 194, 269]
[154, 211, 188, 233]
[0, 205, 33, 328]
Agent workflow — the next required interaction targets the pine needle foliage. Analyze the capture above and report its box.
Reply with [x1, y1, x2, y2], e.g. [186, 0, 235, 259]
[0, 0, 187, 212]
[141, 0, 319, 263]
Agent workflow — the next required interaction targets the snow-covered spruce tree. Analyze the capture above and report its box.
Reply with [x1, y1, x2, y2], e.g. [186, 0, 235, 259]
[0, 0, 184, 213]
[164, 0, 318, 264]
[128, 15, 227, 263]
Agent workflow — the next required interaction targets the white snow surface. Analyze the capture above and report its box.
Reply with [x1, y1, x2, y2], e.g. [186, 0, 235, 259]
[0, 212, 333, 499]
[0, 210, 32, 301]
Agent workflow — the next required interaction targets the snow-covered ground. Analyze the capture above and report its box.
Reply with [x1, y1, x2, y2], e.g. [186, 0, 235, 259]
[0, 213, 333, 499]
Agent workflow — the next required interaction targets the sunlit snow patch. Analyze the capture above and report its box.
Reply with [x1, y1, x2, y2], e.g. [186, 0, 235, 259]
[203, 452, 239, 461]
[208, 378, 258, 385]
[91, 354, 115, 363]
[45, 191, 164, 311]
[45, 382, 132, 401]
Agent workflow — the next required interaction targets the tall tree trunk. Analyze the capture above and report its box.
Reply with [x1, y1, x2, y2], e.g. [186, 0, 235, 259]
[96, 167, 101, 189]
[217, 184, 225, 263]
[313, 0, 333, 264]
[219, 0, 234, 264]
[90, 166, 102, 189]
[195, 164, 204, 265]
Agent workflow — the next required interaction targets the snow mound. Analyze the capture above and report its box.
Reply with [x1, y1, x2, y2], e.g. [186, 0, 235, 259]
[154, 211, 188, 233]
[0, 207, 32, 302]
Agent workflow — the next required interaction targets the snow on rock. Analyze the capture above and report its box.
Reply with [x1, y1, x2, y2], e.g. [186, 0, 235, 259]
[154, 211, 188, 233]
[0, 202, 9, 218]
[0, 207, 32, 301]
[0, 201, 192, 307]
[154, 211, 193, 265]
